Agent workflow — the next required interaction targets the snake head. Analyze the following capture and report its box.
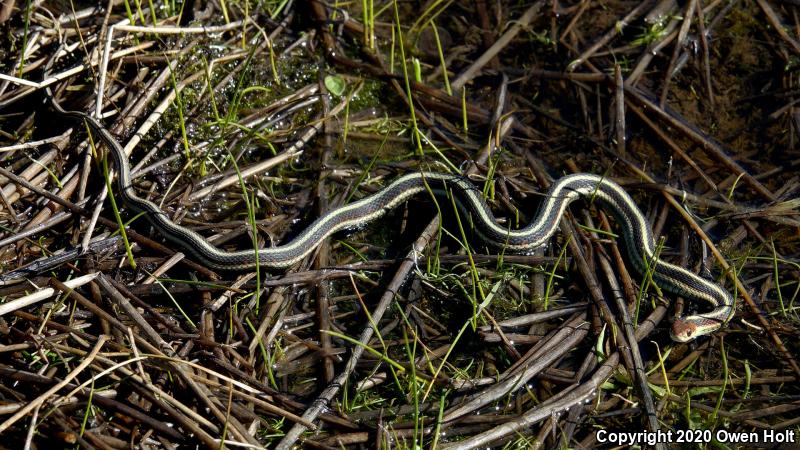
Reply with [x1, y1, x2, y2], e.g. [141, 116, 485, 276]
[670, 319, 698, 343]
[671, 308, 732, 342]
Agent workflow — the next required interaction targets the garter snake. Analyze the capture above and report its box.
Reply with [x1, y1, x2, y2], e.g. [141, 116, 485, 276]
[50, 98, 734, 342]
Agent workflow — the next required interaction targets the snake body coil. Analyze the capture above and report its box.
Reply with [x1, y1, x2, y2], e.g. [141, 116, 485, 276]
[53, 101, 734, 342]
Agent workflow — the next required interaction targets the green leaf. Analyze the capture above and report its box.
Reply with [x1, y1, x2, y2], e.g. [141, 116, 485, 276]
[324, 74, 346, 96]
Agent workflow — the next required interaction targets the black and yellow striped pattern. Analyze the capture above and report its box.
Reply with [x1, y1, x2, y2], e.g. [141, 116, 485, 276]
[52, 101, 733, 342]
